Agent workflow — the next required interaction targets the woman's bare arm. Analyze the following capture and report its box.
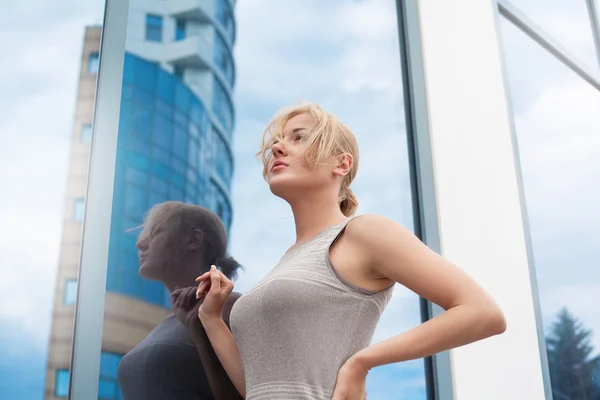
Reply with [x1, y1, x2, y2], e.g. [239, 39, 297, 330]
[345, 214, 506, 370]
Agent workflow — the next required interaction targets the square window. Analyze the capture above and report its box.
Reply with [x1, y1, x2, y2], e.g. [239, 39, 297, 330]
[127, 135, 151, 156]
[175, 19, 186, 41]
[150, 176, 169, 196]
[88, 52, 100, 74]
[173, 127, 188, 159]
[127, 151, 150, 171]
[125, 167, 148, 186]
[55, 369, 70, 397]
[152, 114, 173, 150]
[124, 184, 146, 219]
[169, 187, 184, 201]
[80, 123, 92, 143]
[174, 83, 191, 112]
[152, 146, 170, 165]
[151, 162, 170, 181]
[73, 198, 85, 222]
[171, 172, 184, 189]
[133, 59, 158, 93]
[174, 66, 185, 80]
[145, 14, 163, 42]
[132, 104, 152, 138]
[63, 279, 78, 305]
[157, 72, 175, 105]
[171, 157, 186, 175]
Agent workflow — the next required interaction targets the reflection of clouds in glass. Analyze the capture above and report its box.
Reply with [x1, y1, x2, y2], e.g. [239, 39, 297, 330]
[0, 3, 106, 397]
[504, 0, 598, 68]
[541, 283, 600, 354]
[501, 16, 600, 357]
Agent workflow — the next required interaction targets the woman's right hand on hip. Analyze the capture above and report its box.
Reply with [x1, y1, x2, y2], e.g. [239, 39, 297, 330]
[196, 265, 234, 323]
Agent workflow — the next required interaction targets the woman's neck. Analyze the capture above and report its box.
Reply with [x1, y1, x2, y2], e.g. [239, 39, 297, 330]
[163, 258, 210, 293]
[289, 192, 347, 246]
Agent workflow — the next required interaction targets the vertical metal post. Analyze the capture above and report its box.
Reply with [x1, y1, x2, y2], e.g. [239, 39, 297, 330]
[68, 0, 129, 398]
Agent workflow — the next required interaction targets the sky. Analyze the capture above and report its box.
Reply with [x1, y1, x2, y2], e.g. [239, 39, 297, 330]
[0, 0, 599, 399]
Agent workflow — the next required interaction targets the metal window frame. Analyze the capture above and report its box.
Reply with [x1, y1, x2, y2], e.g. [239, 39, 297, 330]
[68, 0, 129, 398]
[395, 1, 453, 399]
[585, 0, 600, 68]
[494, 0, 600, 398]
[492, 4, 554, 399]
[498, 0, 600, 92]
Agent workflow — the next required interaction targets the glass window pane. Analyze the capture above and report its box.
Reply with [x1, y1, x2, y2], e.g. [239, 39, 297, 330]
[81, 123, 93, 143]
[63, 279, 78, 305]
[88, 52, 100, 74]
[125, 166, 148, 186]
[501, 17, 600, 400]
[508, 0, 600, 69]
[124, 184, 146, 220]
[175, 19, 186, 41]
[73, 197, 85, 222]
[55, 369, 70, 397]
[145, 14, 163, 43]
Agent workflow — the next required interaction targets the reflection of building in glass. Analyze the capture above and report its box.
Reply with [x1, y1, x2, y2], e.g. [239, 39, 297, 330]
[45, 0, 236, 398]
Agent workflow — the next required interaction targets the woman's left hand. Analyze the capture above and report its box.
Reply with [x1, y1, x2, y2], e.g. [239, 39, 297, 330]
[331, 356, 369, 400]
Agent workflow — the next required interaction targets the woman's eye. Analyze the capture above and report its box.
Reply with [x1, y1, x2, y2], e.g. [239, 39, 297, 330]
[294, 135, 305, 142]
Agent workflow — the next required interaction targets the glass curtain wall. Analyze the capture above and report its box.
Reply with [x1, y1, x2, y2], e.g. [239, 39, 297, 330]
[499, 1, 600, 399]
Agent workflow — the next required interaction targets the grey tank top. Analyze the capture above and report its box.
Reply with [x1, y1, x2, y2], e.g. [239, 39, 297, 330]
[229, 217, 394, 400]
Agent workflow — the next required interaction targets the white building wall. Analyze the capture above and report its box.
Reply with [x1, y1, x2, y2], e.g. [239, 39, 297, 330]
[414, 0, 547, 399]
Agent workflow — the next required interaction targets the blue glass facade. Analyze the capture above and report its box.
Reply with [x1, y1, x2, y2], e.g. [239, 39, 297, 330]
[216, 0, 235, 43]
[106, 53, 234, 308]
[99, 352, 123, 400]
[212, 78, 234, 133]
[214, 31, 234, 86]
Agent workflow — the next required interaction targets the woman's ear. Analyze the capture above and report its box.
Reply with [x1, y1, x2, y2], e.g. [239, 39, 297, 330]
[189, 228, 204, 250]
[333, 153, 353, 177]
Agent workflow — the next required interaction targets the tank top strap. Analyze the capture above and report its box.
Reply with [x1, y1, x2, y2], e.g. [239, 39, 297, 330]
[323, 216, 357, 249]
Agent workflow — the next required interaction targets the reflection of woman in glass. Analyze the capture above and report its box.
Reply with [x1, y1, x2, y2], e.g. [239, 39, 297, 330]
[118, 201, 242, 400]
[176, 102, 507, 400]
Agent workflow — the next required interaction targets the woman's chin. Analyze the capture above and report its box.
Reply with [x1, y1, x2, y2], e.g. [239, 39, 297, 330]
[138, 264, 155, 280]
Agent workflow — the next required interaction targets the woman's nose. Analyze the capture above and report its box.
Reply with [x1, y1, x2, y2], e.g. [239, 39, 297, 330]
[136, 238, 147, 250]
[271, 140, 288, 157]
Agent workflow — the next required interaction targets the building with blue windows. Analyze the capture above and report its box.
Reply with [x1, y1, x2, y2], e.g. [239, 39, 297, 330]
[45, 1, 237, 398]
[108, 52, 235, 308]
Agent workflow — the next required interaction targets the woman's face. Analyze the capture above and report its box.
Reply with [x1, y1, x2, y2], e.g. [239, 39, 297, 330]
[136, 223, 170, 281]
[267, 113, 338, 200]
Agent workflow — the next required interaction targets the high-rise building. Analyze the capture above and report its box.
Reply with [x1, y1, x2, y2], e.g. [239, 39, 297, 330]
[45, 1, 236, 398]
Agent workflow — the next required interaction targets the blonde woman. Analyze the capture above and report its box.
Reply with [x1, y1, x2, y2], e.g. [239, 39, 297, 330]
[175, 102, 507, 400]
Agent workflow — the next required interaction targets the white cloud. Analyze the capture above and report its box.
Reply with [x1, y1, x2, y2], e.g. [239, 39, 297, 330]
[0, 0, 105, 347]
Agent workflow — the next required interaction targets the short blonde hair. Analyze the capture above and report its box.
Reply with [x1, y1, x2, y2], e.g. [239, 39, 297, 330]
[256, 101, 360, 217]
